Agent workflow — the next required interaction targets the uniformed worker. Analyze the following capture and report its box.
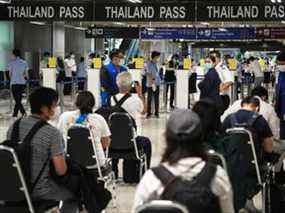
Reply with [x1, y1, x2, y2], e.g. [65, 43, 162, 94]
[7, 49, 28, 117]
[100, 50, 127, 106]
[210, 51, 234, 106]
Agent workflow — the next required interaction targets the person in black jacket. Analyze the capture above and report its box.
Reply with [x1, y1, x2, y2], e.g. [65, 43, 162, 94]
[198, 56, 223, 113]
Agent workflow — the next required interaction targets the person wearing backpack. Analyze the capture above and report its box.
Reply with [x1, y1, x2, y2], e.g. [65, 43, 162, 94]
[57, 91, 111, 167]
[6, 87, 79, 213]
[222, 96, 274, 211]
[132, 109, 234, 213]
[109, 72, 152, 182]
[222, 96, 274, 159]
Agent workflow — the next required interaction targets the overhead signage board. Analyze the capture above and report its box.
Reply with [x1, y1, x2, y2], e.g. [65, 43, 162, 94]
[197, 28, 255, 40]
[197, 2, 285, 21]
[86, 27, 139, 39]
[140, 28, 196, 40]
[94, 3, 196, 22]
[256, 27, 285, 39]
[0, 1, 93, 21]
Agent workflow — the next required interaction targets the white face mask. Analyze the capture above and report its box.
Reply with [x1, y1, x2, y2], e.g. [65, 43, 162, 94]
[120, 59, 125, 66]
[71, 55, 75, 59]
[277, 65, 285, 72]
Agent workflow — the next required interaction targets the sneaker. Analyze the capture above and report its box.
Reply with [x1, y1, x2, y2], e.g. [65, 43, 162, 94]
[155, 114, 159, 118]
[146, 114, 152, 119]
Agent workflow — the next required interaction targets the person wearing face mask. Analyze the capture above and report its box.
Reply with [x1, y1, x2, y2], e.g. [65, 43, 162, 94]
[210, 51, 235, 102]
[276, 51, 285, 139]
[145, 51, 161, 118]
[100, 49, 127, 106]
[198, 55, 223, 113]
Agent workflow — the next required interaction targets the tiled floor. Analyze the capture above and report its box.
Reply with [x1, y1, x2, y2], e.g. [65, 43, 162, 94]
[0, 98, 169, 213]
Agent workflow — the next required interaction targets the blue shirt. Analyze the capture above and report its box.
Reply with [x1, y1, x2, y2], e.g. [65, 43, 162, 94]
[7, 57, 28, 85]
[277, 72, 285, 118]
[76, 62, 87, 78]
[146, 61, 161, 87]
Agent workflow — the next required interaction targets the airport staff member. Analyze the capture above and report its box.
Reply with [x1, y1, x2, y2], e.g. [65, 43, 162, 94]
[145, 51, 161, 118]
[276, 51, 285, 139]
[210, 51, 234, 103]
[100, 50, 127, 106]
[7, 49, 28, 117]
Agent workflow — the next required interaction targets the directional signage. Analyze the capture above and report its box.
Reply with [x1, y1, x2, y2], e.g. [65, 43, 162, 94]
[140, 28, 196, 40]
[94, 3, 196, 22]
[86, 27, 139, 39]
[196, 28, 255, 40]
[256, 27, 285, 39]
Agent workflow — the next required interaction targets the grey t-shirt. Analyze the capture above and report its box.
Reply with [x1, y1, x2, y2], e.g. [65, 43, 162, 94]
[7, 116, 65, 198]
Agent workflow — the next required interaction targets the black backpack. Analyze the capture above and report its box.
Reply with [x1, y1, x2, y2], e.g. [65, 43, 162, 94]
[221, 113, 262, 211]
[3, 119, 48, 194]
[95, 93, 137, 129]
[152, 163, 221, 213]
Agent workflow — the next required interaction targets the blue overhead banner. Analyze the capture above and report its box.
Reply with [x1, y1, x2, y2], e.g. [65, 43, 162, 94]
[197, 28, 255, 40]
[140, 28, 196, 40]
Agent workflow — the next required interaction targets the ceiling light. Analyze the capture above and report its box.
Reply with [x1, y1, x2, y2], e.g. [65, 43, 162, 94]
[0, 0, 11, 3]
[30, 21, 46, 25]
[201, 22, 209, 26]
[74, 27, 87, 31]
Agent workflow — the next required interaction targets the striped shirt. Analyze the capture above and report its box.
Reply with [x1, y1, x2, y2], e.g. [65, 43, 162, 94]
[7, 116, 65, 198]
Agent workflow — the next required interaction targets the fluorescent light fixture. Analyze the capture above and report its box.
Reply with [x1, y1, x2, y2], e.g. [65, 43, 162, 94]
[74, 27, 87, 31]
[127, 0, 142, 3]
[113, 22, 126, 26]
[30, 21, 46, 25]
[200, 22, 209, 26]
[0, 0, 11, 3]
[281, 20, 285, 24]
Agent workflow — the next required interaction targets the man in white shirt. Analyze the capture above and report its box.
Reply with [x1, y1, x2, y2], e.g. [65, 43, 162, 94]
[249, 57, 264, 87]
[221, 86, 280, 139]
[210, 51, 235, 96]
[110, 72, 151, 177]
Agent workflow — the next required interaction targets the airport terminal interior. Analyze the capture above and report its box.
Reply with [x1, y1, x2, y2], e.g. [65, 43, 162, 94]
[2, 0, 285, 213]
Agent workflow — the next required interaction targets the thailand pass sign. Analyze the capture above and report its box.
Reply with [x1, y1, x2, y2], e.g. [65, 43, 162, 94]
[94, 3, 196, 22]
[0, 1, 93, 20]
[198, 2, 285, 21]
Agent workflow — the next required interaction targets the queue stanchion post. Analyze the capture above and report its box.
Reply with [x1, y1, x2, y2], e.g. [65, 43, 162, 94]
[42, 68, 56, 90]
[88, 69, 101, 109]
[175, 69, 189, 109]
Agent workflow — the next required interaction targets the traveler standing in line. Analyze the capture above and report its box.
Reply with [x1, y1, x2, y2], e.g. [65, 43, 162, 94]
[39, 51, 50, 78]
[249, 57, 264, 87]
[165, 59, 176, 109]
[100, 50, 127, 106]
[276, 51, 285, 139]
[76, 57, 87, 91]
[7, 49, 28, 117]
[146, 51, 161, 118]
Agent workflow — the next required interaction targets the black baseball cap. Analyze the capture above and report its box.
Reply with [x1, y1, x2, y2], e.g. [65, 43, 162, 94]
[166, 109, 202, 141]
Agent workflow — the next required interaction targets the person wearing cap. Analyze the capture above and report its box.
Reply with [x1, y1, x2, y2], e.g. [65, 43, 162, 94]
[132, 109, 234, 213]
